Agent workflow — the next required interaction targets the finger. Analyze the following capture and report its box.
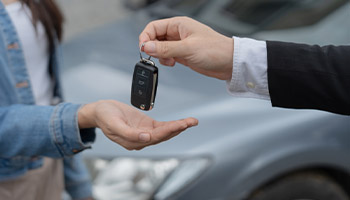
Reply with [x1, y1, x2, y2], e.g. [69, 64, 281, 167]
[164, 118, 198, 142]
[139, 18, 181, 46]
[166, 130, 183, 141]
[152, 119, 187, 142]
[153, 130, 183, 146]
[103, 132, 141, 151]
[151, 118, 198, 144]
[183, 117, 199, 127]
[159, 58, 176, 66]
[154, 117, 198, 128]
[110, 119, 152, 143]
[143, 40, 188, 59]
[117, 117, 197, 144]
[151, 118, 197, 145]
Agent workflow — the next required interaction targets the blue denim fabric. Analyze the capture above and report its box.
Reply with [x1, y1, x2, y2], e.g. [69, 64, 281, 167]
[0, 2, 96, 199]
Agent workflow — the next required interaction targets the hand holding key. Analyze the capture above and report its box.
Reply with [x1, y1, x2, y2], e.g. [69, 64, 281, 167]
[78, 100, 198, 150]
[139, 17, 234, 80]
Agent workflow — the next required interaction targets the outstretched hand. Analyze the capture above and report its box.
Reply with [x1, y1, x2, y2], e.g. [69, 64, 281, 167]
[139, 16, 234, 80]
[78, 100, 198, 150]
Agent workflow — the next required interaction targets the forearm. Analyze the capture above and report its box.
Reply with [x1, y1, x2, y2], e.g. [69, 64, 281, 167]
[267, 41, 350, 115]
[226, 38, 350, 115]
[0, 103, 95, 158]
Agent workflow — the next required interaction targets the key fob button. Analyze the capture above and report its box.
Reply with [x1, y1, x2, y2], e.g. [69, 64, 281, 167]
[136, 68, 150, 78]
[135, 86, 146, 97]
[136, 76, 148, 87]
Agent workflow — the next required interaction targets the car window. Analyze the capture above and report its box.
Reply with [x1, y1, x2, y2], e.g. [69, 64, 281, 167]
[223, 0, 348, 30]
[168, 0, 209, 16]
[224, 0, 297, 26]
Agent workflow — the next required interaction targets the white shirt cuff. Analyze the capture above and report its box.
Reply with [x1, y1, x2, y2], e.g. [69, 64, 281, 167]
[226, 36, 270, 100]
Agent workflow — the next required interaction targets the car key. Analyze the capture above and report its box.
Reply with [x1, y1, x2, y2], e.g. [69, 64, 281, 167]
[131, 44, 158, 111]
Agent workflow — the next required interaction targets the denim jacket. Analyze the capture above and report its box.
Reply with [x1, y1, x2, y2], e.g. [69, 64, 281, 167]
[0, 2, 96, 199]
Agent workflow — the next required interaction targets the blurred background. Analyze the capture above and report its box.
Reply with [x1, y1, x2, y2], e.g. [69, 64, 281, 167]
[56, 0, 350, 200]
[55, 0, 130, 41]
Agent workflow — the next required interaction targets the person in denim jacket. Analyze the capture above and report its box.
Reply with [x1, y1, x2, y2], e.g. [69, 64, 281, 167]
[0, 1, 198, 199]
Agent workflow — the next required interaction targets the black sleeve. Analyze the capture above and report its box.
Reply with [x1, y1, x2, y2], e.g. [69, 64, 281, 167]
[266, 41, 350, 115]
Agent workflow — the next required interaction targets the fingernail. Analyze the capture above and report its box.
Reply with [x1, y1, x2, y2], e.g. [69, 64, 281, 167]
[139, 133, 151, 142]
[145, 42, 156, 53]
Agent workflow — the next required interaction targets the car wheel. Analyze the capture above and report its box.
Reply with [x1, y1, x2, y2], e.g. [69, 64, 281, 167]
[248, 171, 349, 200]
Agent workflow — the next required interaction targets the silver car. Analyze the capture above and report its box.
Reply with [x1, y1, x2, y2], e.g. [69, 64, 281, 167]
[62, 0, 350, 199]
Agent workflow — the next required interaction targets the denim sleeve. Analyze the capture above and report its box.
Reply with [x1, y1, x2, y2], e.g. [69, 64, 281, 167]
[0, 102, 96, 158]
[64, 154, 93, 200]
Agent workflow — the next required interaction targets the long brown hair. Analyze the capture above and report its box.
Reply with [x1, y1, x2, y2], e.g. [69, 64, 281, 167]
[21, 0, 64, 51]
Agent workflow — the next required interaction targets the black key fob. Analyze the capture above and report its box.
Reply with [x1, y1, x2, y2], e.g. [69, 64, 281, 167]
[131, 59, 158, 111]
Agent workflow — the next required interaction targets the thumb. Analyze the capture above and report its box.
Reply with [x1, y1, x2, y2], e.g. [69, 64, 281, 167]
[143, 40, 187, 59]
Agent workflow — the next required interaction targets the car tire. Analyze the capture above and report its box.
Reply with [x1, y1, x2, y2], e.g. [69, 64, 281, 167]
[248, 171, 349, 200]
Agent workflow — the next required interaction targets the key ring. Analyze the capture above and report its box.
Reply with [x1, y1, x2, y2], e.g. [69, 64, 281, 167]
[140, 43, 155, 66]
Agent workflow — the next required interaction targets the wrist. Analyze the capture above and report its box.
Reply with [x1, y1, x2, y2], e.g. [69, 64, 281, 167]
[226, 36, 234, 78]
[78, 102, 98, 129]
[219, 36, 234, 80]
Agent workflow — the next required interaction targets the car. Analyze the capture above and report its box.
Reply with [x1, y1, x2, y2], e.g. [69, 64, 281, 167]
[61, 0, 350, 199]
[123, 0, 159, 10]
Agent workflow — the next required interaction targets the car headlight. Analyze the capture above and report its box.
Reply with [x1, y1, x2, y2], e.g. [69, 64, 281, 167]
[86, 157, 210, 200]
[154, 157, 210, 200]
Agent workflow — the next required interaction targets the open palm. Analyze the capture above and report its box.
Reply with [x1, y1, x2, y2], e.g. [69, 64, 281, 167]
[93, 100, 198, 150]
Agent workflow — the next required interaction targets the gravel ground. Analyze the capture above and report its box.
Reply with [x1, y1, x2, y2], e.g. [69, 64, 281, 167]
[56, 0, 132, 41]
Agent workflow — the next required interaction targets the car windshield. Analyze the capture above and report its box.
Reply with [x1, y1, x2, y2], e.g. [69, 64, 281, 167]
[224, 0, 348, 30]
[164, 0, 348, 34]
[167, 0, 209, 16]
